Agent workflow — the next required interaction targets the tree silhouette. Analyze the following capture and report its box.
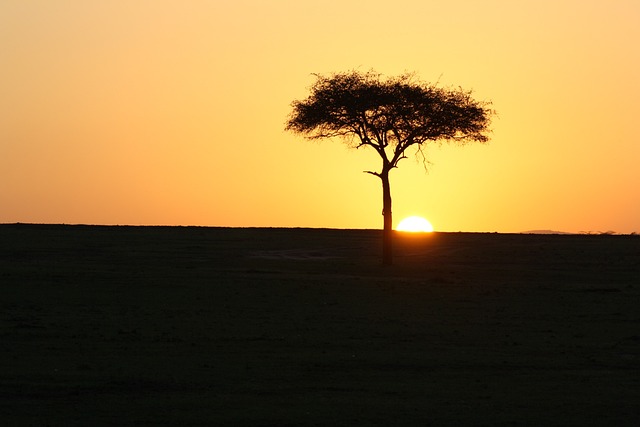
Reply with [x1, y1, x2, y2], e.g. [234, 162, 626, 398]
[286, 70, 493, 265]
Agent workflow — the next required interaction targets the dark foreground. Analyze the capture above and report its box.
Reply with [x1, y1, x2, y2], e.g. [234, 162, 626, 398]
[1, 224, 639, 426]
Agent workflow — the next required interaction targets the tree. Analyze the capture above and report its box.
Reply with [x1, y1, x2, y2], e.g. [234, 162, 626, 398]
[285, 70, 493, 265]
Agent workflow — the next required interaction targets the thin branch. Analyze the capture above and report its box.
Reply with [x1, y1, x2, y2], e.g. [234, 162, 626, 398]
[414, 144, 432, 173]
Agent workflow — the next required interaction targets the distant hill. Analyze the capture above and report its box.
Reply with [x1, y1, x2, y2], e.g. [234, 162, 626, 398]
[522, 230, 574, 235]
[522, 230, 631, 235]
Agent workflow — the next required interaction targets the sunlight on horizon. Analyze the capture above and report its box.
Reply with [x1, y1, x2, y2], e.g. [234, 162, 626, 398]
[397, 216, 434, 233]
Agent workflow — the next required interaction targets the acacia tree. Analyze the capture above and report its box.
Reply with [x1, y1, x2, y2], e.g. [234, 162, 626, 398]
[285, 70, 493, 265]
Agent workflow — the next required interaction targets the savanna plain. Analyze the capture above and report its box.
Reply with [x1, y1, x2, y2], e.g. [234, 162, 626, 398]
[1, 224, 639, 426]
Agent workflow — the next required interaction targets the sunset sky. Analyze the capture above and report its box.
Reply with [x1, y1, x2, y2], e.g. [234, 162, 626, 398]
[2, 0, 639, 233]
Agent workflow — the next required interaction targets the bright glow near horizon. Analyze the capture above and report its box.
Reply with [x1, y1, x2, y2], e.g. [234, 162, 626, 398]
[397, 216, 434, 233]
[1, 1, 639, 233]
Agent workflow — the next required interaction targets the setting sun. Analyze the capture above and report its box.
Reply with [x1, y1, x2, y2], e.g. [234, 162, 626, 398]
[396, 216, 434, 233]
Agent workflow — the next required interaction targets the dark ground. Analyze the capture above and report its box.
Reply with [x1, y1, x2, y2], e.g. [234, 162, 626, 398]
[1, 224, 639, 426]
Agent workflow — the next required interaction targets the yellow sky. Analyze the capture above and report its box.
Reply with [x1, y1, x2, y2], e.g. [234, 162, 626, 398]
[2, 0, 639, 233]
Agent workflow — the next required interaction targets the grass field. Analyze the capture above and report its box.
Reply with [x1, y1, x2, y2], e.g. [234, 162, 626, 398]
[1, 224, 639, 426]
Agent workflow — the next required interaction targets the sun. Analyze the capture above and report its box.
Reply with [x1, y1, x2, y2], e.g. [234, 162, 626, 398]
[396, 216, 434, 233]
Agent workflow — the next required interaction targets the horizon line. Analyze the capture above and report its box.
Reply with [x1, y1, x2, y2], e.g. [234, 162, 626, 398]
[1, 222, 636, 236]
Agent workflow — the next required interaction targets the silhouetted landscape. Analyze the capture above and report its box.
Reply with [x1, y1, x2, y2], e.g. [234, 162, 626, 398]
[2, 224, 639, 426]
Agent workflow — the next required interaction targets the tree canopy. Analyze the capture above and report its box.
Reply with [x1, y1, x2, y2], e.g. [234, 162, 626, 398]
[286, 70, 493, 175]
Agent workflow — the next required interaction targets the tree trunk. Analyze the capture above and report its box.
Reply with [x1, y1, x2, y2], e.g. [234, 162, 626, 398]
[381, 171, 393, 265]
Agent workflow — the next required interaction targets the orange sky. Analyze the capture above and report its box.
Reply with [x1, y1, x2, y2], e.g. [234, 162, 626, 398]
[2, 0, 639, 233]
